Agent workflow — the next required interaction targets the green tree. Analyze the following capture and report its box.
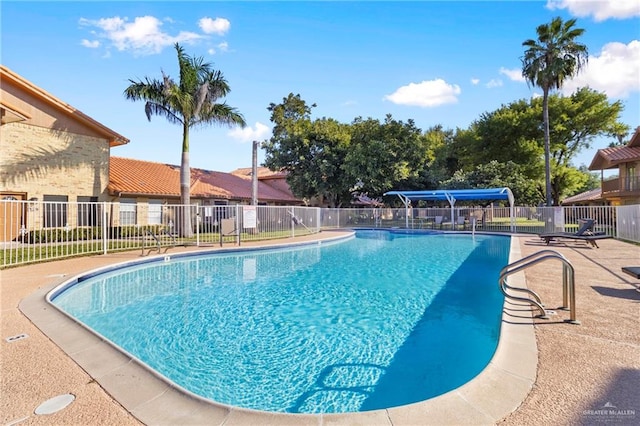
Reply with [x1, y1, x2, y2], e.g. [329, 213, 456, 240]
[567, 165, 600, 197]
[408, 125, 457, 189]
[263, 94, 352, 206]
[124, 43, 246, 235]
[441, 161, 542, 205]
[457, 89, 627, 204]
[541, 88, 627, 203]
[552, 165, 590, 203]
[522, 16, 588, 206]
[543, 88, 628, 168]
[345, 115, 431, 197]
[462, 99, 544, 180]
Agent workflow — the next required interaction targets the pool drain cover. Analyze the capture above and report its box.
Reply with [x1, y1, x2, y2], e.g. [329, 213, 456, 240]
[34, 393, 75, 415]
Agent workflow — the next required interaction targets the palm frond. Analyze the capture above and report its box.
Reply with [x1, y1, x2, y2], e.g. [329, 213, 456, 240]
[125, 42, 245, 158]
[144, 102, 183, 125]
[193, 103, 246, 128]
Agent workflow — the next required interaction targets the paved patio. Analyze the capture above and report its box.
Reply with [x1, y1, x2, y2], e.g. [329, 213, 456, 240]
[1, 232, 638, 425]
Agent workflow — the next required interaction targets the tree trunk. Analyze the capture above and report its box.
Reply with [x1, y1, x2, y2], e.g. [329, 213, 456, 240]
[542, 88, 553, 206]
[180, 123, 193, 238]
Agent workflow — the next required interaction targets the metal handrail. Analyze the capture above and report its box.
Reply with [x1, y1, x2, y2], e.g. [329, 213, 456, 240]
[499, 250, 579, 324]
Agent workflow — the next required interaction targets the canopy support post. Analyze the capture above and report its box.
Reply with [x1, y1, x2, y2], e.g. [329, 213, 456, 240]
[445, 192, 456, 228]
[395, 194, 410, 228]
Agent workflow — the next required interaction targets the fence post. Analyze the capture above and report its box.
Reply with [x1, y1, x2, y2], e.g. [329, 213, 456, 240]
[102, 202, 108, 255]
[235, 205, 241, 245]
[195, 205, 200, 247]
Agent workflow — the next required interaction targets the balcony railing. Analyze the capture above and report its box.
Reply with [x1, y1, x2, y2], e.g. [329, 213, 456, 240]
[602, 176, 640, 194]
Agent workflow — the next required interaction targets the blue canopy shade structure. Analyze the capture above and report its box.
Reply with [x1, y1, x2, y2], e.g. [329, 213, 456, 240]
[383, 187, 515, 230]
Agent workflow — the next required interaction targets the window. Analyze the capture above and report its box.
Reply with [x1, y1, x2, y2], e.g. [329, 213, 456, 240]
[77, 196, 99, 226]
[627, 165, 637, 191]
[119, 199, 137, 225]
[148, 200, 162, 225]
[43, 195, 68, 228]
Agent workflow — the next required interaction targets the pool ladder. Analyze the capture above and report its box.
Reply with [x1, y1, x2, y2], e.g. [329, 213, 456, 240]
[499, 250, 579, 325]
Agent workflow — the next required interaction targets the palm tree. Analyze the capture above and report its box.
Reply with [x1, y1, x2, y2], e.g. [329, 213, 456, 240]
[522, 17, 588, 206]
[124, 43, 246, 236]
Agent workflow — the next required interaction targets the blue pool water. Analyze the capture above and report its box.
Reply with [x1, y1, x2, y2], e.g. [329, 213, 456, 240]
[51, 231, 510, 414]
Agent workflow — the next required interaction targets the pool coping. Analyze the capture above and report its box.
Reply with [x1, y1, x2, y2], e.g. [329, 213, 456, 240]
[20, 233, 537, 425]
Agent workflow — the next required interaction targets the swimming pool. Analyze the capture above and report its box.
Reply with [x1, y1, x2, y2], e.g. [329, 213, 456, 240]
[50, 230, 510, 414]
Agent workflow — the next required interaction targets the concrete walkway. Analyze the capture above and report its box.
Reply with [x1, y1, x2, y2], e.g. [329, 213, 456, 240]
[500, 235, 639, 426]
[1, 232, 638, 425]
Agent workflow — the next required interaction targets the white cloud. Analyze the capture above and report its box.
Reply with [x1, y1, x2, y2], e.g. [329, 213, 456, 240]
[499, 67, 525, 82]
[199, 17, 230, 35]
[486, 79, 503, 88]
[546, 0, 640, 21]
[208, 42, 230, 56]
[228, 122, 271, 143]
[471, 78, 480, 85]
[81, 39, 100, 48]
[560, 40, 640, 98]
[383, 79, 461, 107]
[79, 15, 203, 55]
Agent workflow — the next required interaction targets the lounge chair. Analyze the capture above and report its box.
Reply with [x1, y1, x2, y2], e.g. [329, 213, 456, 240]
[539, 218, 611, 248]
[622, 266, 640, 279]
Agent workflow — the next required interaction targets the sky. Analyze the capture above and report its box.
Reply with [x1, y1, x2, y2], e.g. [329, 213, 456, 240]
[2, 0, 639, 173]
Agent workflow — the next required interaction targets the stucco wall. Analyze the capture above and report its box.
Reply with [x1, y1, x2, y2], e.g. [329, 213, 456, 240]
[0, 122, 110, 201]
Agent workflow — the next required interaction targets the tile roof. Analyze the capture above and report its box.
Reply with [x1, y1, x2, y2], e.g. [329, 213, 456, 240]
[589, 127, 640, 170]
[108, 157, 301, 203]
[230, 166, 297, 199]
[230, 167, 288, 179]
[630, 126, 640, 148]
[589, 146, 640, 169]
[560, 188, 602, 205]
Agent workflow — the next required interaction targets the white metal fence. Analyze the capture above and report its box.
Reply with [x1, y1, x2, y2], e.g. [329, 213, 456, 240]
[1, 200, 638, 268]
[320, 205, 625, 235]
[0, 200, 320, 268]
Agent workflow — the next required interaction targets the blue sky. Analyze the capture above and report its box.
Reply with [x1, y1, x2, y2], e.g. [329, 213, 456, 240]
[2, 1, 639, 173]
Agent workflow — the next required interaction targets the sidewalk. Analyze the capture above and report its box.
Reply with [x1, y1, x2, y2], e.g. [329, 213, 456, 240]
[500, 235, 639, 426]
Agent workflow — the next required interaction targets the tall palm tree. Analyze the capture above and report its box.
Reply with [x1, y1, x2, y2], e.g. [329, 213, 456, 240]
[522, 17, 588, 206]
[124, 43, 246, 236]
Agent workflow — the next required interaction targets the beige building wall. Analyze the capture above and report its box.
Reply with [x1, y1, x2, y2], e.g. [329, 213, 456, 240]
[0, 122, 111, 203]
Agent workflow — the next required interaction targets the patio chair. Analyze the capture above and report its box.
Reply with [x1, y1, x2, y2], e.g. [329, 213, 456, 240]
[456, 215, 466, 230]
[433, 216, 444, 229]
[539, 218, 611, 248]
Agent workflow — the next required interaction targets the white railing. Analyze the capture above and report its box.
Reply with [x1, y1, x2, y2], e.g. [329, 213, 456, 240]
[318, 205, 624, 237]
[0, 201, 321, 268]
[2, 200, 638, 268]
[617, 204, 640, 243]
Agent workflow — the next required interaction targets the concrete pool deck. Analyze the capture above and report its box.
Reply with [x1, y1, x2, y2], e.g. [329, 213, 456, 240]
[1, 231, 639, 425]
